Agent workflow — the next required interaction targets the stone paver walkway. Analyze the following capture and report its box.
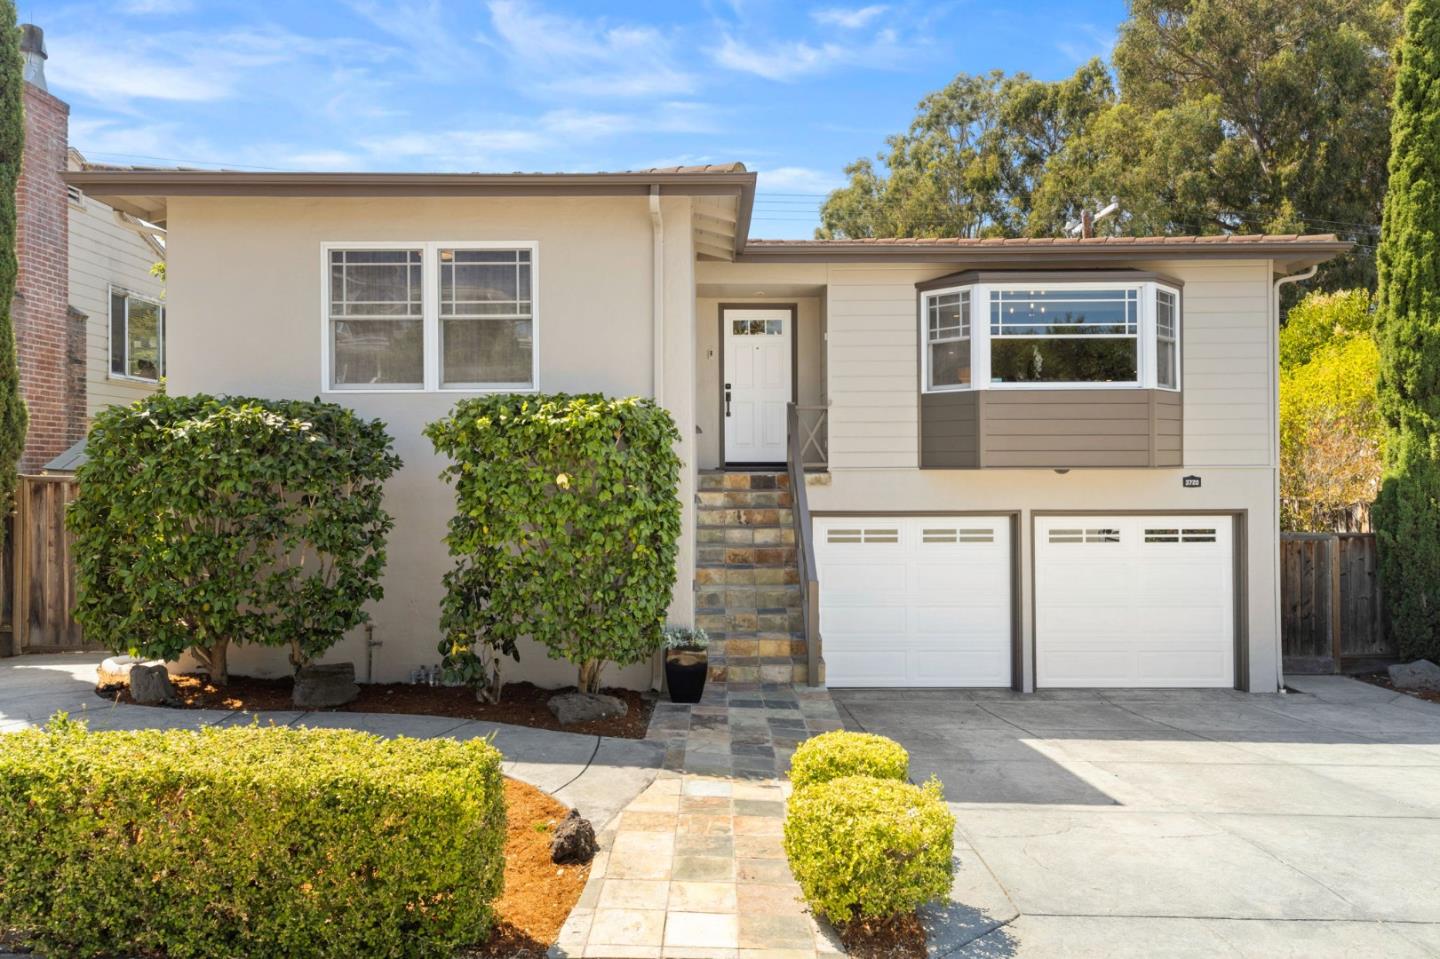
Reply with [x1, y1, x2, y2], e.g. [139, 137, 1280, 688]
[554, 682, 847, 959]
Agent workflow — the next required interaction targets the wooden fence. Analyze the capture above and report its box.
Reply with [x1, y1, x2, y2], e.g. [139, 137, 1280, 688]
[5, 474, 90, 654]
[1281, 532, 1392, 673]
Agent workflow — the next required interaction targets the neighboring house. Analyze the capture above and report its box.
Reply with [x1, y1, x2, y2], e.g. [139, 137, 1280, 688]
[67, 164, 1348, 694]
[13, 25, 164, 475]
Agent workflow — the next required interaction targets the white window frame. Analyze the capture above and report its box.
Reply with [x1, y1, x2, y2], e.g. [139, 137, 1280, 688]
[919, 280, 1181, 393]
[108, 284, 165, 383]
[923, 288, 972, 393]
[320, 240, 540, 394]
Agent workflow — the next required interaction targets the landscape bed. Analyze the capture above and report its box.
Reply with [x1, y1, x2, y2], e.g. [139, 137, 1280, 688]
[104, 673, 656, 738]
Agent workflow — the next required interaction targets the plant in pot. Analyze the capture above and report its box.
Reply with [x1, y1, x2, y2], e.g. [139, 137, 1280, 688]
[662, 626, 709, 704]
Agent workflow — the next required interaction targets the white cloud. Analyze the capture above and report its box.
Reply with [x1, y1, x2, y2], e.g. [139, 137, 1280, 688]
[811, 5, 888, 29]
[1055, 23, 1116, 64]
[711, 30, 908, 81]
[47, 37, 230, 102]
[119, 0, 195, 13]
[483, 1, 698, 98]
[753, 165, 843, 194]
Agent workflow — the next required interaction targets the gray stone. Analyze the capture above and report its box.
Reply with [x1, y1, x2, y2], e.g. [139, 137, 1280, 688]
[96, 655, 147, 691]
[128, 663, 177, 706]
[1388, 659, 1440, 692]
[550, 809, 598, 864]
[547, 691, 628, 725]
[292, 662, 359, 709]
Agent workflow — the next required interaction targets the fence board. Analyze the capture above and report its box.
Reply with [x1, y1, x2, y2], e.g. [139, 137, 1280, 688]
[8, 475, 90, 653]
[1281, 532, 1392, 673]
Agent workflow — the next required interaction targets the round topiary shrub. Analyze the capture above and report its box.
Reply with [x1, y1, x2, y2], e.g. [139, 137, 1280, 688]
[788, 730, 909, 790]
[783, 775, 955, 923]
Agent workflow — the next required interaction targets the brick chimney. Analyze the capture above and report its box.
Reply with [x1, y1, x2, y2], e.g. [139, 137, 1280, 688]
[14, 24, 77, 472]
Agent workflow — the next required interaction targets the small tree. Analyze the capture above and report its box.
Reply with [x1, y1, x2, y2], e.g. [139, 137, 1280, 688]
[426, 394, 681, 696]
[1374, 0, 1440, 661]
[0, 6, 28, 542]
[70, 395, 401, 682]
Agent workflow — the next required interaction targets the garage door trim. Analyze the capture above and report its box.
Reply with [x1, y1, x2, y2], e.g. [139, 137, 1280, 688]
[812, 510, 1023, 691]
[1029, 509, 1248, 691]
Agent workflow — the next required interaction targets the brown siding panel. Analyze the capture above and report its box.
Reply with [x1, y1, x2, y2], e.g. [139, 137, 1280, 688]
[920, 392, 979, 468]
[919, 388, 1185, 469]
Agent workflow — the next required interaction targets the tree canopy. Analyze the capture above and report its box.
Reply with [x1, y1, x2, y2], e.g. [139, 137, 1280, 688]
[820, 0, 1401, 290]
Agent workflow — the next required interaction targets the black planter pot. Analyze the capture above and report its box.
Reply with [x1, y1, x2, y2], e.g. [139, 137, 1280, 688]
[665, 650, 708, 704]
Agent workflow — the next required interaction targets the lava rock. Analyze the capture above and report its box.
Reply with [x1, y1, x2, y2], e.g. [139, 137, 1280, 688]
[292, 662, 360, 709]
[96, 655, 146, 692]
[547, 692, 628, 725]
[1389, 659, 1440, 692]
[550, 810, 598, 865]
[129, 663, 177, 706]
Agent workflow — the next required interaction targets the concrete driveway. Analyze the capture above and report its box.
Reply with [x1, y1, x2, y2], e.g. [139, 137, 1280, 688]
[834, 676, 1440, 958]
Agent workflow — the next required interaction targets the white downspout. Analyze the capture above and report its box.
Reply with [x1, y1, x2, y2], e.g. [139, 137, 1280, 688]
[1271, 263, 1318, 693]
[649, 185, 664, 403]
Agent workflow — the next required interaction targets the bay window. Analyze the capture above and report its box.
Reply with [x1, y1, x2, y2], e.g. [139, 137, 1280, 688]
[325, 242, 538, 392]
[920, 278, 1180, 392]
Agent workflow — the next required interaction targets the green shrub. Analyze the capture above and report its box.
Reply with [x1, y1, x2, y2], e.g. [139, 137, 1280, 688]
[0, 716, 505, 959]
[69, 394, 402, 682]
[788, 730, 910, 790]
[783, 775, 955, 923]
[425, 393, 681, 695]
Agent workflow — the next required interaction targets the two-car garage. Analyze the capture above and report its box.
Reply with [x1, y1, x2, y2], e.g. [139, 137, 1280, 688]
[814, 514, 1237, 689]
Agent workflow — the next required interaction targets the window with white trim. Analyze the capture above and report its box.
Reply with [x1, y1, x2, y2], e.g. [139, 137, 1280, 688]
[109, 287, 164, 381]
[926, 290, 971, 390]
[920, 280, 1180, 392]
[325, 242, 538, 392]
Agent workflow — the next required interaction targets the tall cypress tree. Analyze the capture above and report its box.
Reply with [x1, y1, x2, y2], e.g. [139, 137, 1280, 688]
[1374, 0, 1440, 660]
[0, 3, 27, 537]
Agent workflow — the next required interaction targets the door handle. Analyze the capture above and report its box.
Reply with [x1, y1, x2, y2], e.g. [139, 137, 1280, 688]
[724, 383, 732, 417]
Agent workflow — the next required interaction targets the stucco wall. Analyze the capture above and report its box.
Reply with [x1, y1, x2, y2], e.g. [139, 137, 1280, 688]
[165, 194, 695, 688]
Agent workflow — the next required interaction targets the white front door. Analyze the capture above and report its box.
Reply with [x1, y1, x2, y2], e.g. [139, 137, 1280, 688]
[814, 516, 1013, 687]
[724, 308, 791, 464]
[1035, 515, 1235, 687]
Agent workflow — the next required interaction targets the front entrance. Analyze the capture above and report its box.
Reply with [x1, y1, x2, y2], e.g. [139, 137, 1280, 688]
[723, 307, 792, 465]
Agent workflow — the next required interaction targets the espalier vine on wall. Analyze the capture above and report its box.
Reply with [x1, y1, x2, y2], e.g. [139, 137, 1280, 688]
[0, 7, 28, 542]
[68, 395, 402, 682]
[426, 394, 682, 697]
[1374, 0, 1440, 661]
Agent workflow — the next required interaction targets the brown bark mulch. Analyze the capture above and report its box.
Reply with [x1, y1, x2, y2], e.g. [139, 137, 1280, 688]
[837, 913, 928, 959]
[102, 673, 656, 739]
[462, 777, 590, 957]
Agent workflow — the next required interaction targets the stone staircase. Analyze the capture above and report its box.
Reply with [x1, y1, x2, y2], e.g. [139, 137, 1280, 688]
[694, 470, 808, 684]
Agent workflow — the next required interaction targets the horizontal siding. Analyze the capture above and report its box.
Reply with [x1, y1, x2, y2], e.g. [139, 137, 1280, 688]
[919, 391, 978, 468]
[69, 196, 165, 418]
[982, 390, 1157, 469]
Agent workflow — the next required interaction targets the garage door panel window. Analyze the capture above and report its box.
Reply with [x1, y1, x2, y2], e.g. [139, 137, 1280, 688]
[825, 527, 900, 544]
[920, 281, 1181, 392]
[921, 527, 996, 544]
[1047, 527, 1121, 544]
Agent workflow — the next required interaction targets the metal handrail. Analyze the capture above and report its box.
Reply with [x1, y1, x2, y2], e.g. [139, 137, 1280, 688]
[786, 403, 822, 685]
[793, 404, 829, 471]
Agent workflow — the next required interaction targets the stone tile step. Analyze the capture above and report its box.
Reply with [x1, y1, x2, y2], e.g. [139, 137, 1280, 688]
[696, 490, 795, 509]
[698, 471, 790, 492]
[695, 508, 795, 530]
[696, 611, 806, 634]
[696, 526, 797, 547]
[695, 546, 799, 568]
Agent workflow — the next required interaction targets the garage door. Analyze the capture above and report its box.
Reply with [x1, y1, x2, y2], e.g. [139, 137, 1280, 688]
[1035, 516, 1235, 688]
[814, 516, 1012, 687]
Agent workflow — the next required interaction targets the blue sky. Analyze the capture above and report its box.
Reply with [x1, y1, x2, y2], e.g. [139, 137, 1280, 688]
[24, 0, 1125, 238]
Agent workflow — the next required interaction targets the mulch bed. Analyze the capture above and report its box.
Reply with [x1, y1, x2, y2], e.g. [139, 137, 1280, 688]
[463, 777, 590, 958]
[103, 673, 655, 739]
[1355, 670, 1440, 705]
[838, 914, 928, 959]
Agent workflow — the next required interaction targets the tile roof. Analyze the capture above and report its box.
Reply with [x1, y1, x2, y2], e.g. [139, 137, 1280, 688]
[745, 233, 1339, 247]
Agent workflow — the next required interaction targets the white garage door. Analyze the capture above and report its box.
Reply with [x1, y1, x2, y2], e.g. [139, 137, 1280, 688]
[814, 516, 1012, 687]
[1035, 516, 1235, 688]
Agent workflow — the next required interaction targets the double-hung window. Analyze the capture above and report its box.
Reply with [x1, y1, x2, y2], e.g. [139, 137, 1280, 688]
[920, 278, 1180, 393]
[926, 290, 971, 390]
[325, 242, 538, 392]
[109, 287, 165, 382]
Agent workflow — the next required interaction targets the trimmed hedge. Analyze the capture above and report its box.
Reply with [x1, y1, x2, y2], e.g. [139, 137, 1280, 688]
[783, 775, 955, 923]
[0, 717, 505, 959]
[788, 730, 910, 790]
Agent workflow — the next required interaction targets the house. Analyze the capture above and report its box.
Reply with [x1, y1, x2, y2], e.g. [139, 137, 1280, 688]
[64, 164, 1348, 693]
[14, 25, 164, 475]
